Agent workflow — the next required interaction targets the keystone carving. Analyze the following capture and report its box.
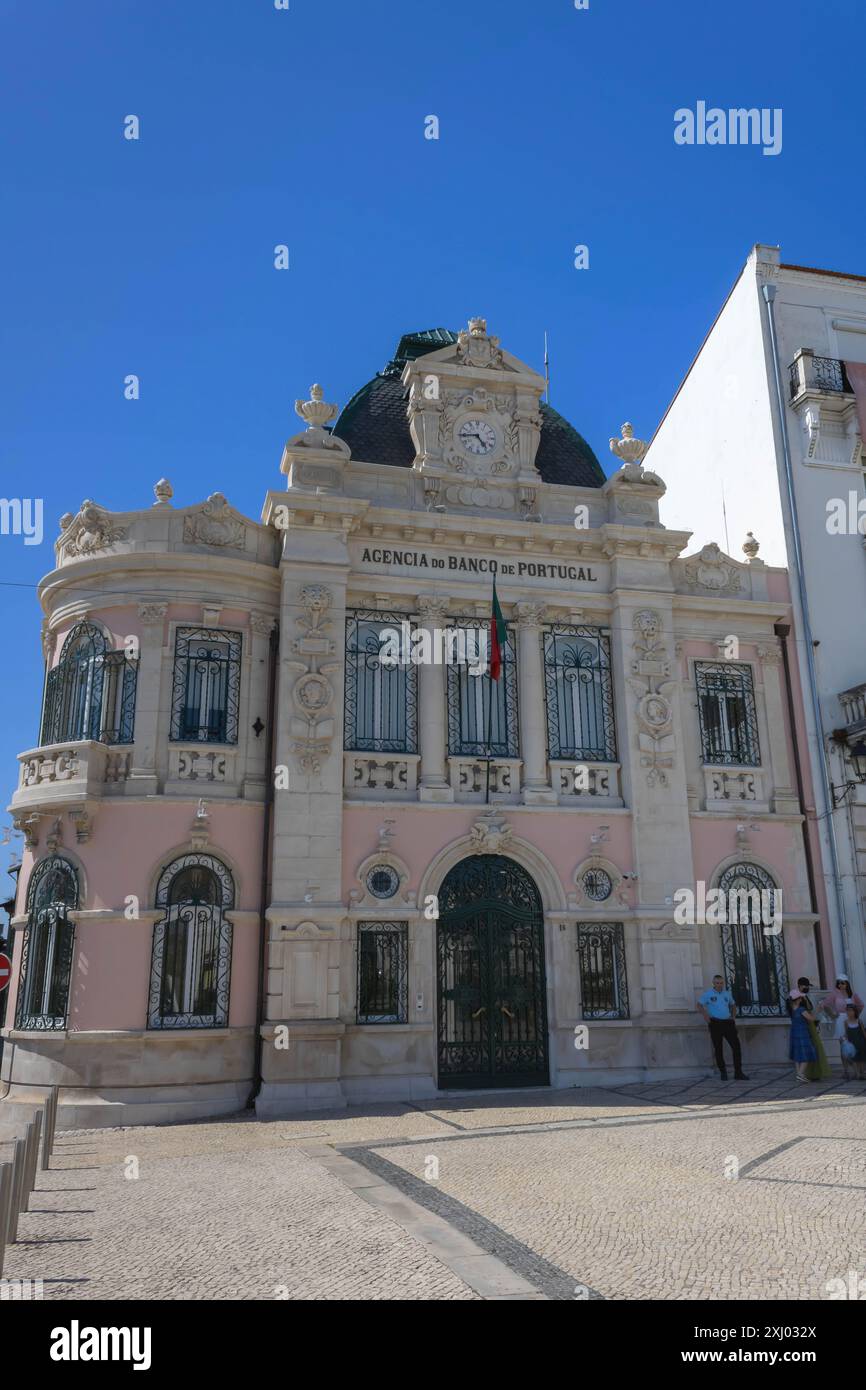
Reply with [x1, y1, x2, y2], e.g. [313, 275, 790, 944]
[469, 809, 513, 853]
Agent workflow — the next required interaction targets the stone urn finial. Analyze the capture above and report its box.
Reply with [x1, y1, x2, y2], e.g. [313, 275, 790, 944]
[742, 531, 760, 559]
[609, 422, 648, 466]
[153, 478, 173, 507]
[294, 384, 339, 431]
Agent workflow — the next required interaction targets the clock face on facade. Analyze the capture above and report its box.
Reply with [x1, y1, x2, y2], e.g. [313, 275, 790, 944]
[457, 418, 497, 456]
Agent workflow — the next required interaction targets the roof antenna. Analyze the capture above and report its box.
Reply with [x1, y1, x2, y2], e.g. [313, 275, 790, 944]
[721, 480, 731, 554]
[543, 330, 550, 405]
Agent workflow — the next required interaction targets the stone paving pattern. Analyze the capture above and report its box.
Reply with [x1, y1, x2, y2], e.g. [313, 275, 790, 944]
[2, 1066, 865, 1300]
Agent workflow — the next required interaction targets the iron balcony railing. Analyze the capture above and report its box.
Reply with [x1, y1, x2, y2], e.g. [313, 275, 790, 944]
[789, 353, 852, 401]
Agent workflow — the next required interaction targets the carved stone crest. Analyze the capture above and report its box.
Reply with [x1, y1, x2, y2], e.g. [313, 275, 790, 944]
[469, 809, 513, 853]
[183, 493, 244, 550]
[683, 543, 742, 594]
[455, 317, 505, 370]
[62, 501, 128, 557]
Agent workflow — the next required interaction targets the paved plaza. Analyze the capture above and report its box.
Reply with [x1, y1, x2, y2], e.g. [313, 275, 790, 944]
[3, 1066, 866, 1301]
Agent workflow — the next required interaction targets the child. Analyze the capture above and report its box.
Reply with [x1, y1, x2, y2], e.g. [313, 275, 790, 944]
[789, 992, 817, 1083]
[841, 1002, 866, 1081]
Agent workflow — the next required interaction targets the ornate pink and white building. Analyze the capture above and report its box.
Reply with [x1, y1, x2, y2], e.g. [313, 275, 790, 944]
[1, 320, 835, 1125]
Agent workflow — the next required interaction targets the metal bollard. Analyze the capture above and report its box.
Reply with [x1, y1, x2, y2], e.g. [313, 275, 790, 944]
[0, 1160, 12, 1278]
[8, 1137, 26, 1243]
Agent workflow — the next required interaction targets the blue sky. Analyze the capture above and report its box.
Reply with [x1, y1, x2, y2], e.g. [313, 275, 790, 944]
[2, 0, 866, 868]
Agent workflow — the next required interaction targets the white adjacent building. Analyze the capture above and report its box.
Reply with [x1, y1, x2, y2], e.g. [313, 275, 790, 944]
[650, 243, 866, 996]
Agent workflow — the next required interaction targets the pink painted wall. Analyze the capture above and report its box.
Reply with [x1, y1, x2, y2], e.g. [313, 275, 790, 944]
[342, 805, 635, 902]
[7, 801, 263, 1031]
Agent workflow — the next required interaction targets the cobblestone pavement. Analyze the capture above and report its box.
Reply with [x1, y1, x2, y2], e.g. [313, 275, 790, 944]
[3, 1066, 865, 1300]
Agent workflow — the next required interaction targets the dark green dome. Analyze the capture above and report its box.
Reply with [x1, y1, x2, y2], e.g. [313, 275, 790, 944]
[332, 328, 605, 488]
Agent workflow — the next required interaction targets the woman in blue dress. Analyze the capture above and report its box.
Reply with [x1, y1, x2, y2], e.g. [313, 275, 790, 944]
[789, 992, 817, 1083]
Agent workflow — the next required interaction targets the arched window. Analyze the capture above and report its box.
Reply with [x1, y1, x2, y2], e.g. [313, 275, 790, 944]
[41, 621, 137, 746]
[16, 856, 79, 1030]
[147, 854, 235, 1029]
[718, 862, 788, 1017]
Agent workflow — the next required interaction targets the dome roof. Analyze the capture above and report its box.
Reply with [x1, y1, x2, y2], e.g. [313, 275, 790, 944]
[332, 328, 606, 488]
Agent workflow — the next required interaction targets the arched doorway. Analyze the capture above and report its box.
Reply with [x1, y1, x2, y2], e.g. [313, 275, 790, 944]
[436, 855, 549, 1089]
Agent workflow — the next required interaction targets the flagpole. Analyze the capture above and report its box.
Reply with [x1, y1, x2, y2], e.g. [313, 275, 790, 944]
[484, 662, 494, 806]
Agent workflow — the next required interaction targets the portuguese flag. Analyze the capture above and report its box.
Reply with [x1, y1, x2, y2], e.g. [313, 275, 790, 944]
[489, 575, 506, 681]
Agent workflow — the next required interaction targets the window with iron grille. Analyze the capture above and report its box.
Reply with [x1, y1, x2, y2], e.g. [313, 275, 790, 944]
[344, 612, 418, 753]
[170, 628, 241, 745]
[543, 626, 616, 761]
[718, 862, 788, 1017]
[40, 621, 137, 746]
[147, 854, 235, 1029]
[15, 856, 79, 1031]
[577, 922, 629, 1020]
[695, 661, 760, 766]
[357, 922, 408, 1023]
[446, 619, 519, 757]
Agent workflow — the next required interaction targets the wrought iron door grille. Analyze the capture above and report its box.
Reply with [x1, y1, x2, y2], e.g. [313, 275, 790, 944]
[344, 611, 418, 753]
[718, 863, 788, 1016]
[437, 855, 549, 1087]
[148, 854, 235, 1029]
[356, 922, 408, 1023]
[695, 661, 760, 766]
[543, 626, 616, 761]
[446, 619, 519, 757]
[577, 922, 629, 1020]
[16, 856, 79, 1031]
[40, 621, 138, 746]
[169, 627, 241, 745]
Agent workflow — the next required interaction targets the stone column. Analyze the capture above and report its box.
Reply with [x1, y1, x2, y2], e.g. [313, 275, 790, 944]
[417, 594, 453, 802]
[516, 602, 556, 804]
[129, 603, 167, 794]
[757, 642, 800, 814]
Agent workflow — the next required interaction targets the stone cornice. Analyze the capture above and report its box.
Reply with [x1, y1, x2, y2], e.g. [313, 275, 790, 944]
[37, 552, 281, 616]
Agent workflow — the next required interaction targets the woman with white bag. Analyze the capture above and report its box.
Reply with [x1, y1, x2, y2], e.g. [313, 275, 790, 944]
[821, 974, 865, 1042]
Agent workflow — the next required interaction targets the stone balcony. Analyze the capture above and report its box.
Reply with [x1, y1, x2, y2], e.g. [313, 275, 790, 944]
[839, 682, 866, 736]
[13, 741, 132, 814]
[342, 749, 623, 807]
[702, 764, 769, 814]
[787, 350, 861, 466]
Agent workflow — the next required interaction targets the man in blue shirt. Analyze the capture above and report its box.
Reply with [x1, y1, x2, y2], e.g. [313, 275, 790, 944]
[697, 974, 749, 1080]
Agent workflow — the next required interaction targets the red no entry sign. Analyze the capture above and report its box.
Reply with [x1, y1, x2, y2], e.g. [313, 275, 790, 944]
[0, 952, 11, 992]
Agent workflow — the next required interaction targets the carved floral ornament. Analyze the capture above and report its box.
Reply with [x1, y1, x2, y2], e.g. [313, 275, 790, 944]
[289, 585, 337, 776]
[628, 609, 677, 788]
